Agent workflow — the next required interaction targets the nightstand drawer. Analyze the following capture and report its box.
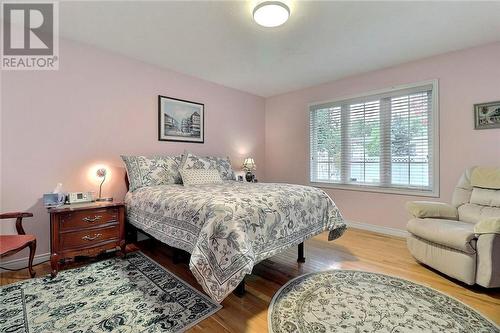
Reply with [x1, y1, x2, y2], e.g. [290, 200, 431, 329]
[60, 225, 119, 249]
[60, 208, 119, 231]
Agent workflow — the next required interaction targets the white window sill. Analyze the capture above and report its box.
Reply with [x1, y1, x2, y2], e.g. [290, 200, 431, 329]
[310, 181, 439, 198]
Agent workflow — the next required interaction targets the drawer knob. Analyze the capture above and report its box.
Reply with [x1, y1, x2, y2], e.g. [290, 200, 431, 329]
[82, 233, 102, 241]
[82, 215, 102, 223]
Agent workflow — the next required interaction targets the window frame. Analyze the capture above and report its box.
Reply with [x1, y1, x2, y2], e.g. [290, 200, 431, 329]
[308, 80, 440, 197]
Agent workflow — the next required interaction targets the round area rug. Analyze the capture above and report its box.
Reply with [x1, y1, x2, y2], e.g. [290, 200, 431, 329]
[268, 270, 499, 333]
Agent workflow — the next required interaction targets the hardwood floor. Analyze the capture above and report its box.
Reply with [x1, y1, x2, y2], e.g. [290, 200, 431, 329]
[1, 228, 499, 332]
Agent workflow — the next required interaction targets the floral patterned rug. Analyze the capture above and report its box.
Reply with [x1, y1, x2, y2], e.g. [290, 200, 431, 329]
[268, 270, 499, 333]
[0, 252, 221, 333]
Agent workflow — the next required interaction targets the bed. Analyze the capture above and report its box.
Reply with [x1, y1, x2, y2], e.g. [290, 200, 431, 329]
[124, 180, 346, 303]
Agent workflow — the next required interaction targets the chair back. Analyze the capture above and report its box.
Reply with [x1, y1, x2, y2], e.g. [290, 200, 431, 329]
[452, 167, 500, 223]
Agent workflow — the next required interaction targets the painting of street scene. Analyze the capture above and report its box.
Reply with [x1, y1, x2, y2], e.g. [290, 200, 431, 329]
[158, 95, 204, 142]
[474, 101, 500, 130]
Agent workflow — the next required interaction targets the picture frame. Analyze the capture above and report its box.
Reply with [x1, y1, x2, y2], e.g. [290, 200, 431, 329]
[158, 95, 205, 143]
[474, 101, 500, 130]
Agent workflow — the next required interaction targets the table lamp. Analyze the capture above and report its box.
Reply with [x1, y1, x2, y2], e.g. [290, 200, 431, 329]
[96, 168, 113, 202]
[242, 158, 256, 182]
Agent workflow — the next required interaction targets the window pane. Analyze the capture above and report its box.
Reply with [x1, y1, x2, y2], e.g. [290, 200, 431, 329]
[365, 162, 380, 183]
[392, 161, 409, 185]
[390, 92, 430, 189]
[313, 107, 341, 182]
[347, 101, 380, 184]
[410, 162, 429, 187]
[349, 163, 363, 182]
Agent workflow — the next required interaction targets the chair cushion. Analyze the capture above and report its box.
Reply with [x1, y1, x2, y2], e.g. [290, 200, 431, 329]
[470, 188, 500, 207]
[458, 203, 500, 224]
[407, 218, 476, 254]
[471, 166, 500, 189]
[0, 235, 35, 255]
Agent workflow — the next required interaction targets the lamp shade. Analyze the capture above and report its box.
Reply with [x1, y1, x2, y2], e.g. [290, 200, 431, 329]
[243, 158, 256, 171]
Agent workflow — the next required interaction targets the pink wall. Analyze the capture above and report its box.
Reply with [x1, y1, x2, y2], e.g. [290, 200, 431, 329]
[2, 40, 499, 264]
[265, 42, 500, 231]
[0, 39, 265, 260]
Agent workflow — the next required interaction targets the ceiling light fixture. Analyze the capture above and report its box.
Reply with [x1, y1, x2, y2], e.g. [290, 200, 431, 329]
[253, 1, 290, 28]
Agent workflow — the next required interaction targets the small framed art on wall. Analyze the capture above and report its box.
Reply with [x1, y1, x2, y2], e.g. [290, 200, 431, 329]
[474, 100, 500, 130]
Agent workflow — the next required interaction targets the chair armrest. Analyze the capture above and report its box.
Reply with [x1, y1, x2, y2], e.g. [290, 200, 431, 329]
[405, 201, 458, 220]
[0, 212, 33, 219]
[475, 218, 500, 235]
[0, 212, 33, 235]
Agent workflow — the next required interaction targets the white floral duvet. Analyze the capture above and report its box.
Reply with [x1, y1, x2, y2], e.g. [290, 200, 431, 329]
[125, 181, 346, 302]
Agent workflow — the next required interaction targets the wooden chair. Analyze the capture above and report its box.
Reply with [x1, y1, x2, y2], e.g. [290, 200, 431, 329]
[0, 212, 37, 277]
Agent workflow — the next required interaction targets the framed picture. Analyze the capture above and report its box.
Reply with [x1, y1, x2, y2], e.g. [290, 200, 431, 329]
[158, 95, 204, 143]
[474, 101, 500, 130]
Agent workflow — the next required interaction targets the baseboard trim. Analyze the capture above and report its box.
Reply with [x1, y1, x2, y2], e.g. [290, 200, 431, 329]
[347, 220, 408, 238]
[0, 252, 51, 272]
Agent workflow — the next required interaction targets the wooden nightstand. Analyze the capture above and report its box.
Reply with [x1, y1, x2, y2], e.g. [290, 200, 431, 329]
[48, 202, 125, 277]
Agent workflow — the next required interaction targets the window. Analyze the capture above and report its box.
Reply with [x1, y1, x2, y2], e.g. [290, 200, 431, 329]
[310, 81, 438, 196]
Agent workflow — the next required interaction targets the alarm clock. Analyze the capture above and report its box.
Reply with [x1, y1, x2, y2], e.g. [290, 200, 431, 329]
[67, 191, 94, 204]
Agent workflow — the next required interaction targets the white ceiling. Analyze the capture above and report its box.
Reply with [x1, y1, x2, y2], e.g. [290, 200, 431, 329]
[59, 1, 500, 97]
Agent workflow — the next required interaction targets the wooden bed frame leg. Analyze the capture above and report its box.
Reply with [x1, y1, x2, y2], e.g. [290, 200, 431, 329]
[297, 242, 305, 263]
[234, 279, 246, 297]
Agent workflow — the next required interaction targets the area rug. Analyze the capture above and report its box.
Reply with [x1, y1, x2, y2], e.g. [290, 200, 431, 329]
[268, 270, 499, 333]
[0, 252, 221, 333]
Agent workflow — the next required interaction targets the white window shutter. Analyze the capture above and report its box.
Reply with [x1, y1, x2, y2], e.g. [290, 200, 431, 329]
[310, 81, 438, 196]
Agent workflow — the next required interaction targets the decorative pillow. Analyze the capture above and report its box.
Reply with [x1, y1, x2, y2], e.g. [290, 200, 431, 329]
[179, 168, 223, 186]
[180, 152, 235, 180]
[121, 155, 182, 191]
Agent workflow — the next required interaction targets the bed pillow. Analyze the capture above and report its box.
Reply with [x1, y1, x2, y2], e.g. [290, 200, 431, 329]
[121, 155, 182, 191]
[180, 152, 235, 180]
[180, 168, 223, 186]
[206, 156, 236, 180]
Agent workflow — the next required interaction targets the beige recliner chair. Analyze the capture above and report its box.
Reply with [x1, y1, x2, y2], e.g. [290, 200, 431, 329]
[406, 166, 500, 288]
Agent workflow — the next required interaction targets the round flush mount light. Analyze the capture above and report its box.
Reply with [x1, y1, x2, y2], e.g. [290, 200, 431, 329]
[253, 1, 290, 28]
